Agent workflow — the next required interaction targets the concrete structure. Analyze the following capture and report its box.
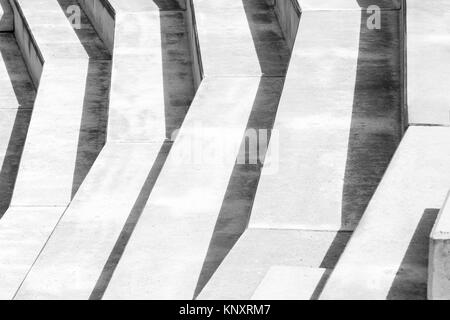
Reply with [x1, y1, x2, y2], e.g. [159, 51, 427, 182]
[429, 192, 450, 300]
[0, 0, 448, 300]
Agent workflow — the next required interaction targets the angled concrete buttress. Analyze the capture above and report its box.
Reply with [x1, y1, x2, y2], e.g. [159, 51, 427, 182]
[198, 0, 403, 300]
[102, 0, 292, 300]
[0, 0, 91, 299]
[14, 0, 197, 299]
[321, 0, 450, 300]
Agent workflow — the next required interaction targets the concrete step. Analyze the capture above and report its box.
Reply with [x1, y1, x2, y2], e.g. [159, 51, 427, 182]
[0, 34, 35, 216]
[0, 0, 107, 299]
[102, 0, 291, 300]
[251, 266, 330, 300]
[250, 4, 402, 232]
[429, 192, 450, 300]
[14, 0, 197, 300]
[320, 126, 450, 300]
[197, 0, 402, 299]
[198, 229, 349, 300]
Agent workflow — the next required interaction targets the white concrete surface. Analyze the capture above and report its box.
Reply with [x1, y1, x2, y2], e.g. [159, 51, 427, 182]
[199, 0, 402, 300]
[0, 0, 13, 31]
[407, 0, 450, 125]
[251, 266, 328, 300]
[0, 0, 89, 299]
[321, 126, 450, 300]
[103, 0, 291, 300]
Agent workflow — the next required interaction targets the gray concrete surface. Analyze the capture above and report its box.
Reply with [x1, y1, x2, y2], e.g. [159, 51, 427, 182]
[15, 0, 196, 300]
[321, 126, 450, 300]
[103, 0, 291, 300]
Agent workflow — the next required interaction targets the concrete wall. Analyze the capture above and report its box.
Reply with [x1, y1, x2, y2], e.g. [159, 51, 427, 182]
[77, 0, 115, 54]
[8, 0, 43, 87]
[185, 0, 202, 89]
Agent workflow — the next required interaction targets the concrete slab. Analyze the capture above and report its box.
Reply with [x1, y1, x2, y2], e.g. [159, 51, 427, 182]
[198, 229, 349, 300]
[14, 1, 195, 300]
[251, 266, 329, 300]
[0, 0, 13, 32]
[103, 0, 291, 300]
[407, 0, 450, 125]
[250, 9, 402, 232]
[320, 126, 450, 300]
[14, 143, 164, 300]
[0, 207, 63, 299]
[0, 0, 101, 299]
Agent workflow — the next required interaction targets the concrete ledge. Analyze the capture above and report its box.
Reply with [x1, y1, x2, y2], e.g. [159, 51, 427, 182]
[0, 0, 91, 299]
[429, 191, 450, 300]
[9, 0, 43, 87]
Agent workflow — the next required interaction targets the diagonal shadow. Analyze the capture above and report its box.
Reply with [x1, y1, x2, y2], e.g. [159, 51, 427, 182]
[56, 0, 113, 198]
[316, 1, 404, 298]
[194, 0, 292, 298]
[89, 0, 197, 299]
[0, 33, 36, 218]
[387, 209, 439, 300]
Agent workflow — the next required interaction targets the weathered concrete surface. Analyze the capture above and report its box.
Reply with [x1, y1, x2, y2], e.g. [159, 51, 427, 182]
[250, 7, 402, 232]
[428, 192, 450, 300]
[407, 0, 450, 125]
[251, 266, 329, 300]
[198, 1, 402, 300]
[0, 34, 35, 217]
[199, 229, 349, 300]
[321, 126, 450, 300]
[103, 0, 291, 300]
[0, 0, 13, 31]
[15, 0, 195, 300]
[0, 0, 95, 300]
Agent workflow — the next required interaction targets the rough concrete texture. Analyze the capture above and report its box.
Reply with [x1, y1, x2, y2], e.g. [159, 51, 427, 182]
[15, 0, 196, 300]
[428, 193, 450, 300]
[0, 0, 13, 31]
[321, 127, 450, 300]
[0, 0, 102, 299]
[103, 0, 291, 300]
[0, 0, 445, 301]
[407, 0, 450, 125]
[199, 0, 402, 300]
